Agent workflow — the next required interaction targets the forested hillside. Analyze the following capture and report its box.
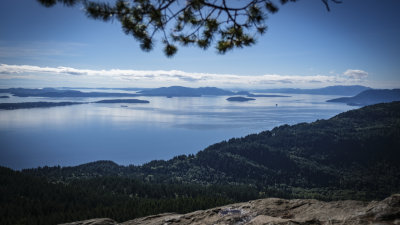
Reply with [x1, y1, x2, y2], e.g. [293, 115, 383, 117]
[25, 101, 400, 199]
[2, 102, 399, 224]
[2, 165, 258, 224]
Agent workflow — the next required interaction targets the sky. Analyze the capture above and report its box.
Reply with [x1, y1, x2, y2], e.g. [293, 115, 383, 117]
[0, 0, 399, 89]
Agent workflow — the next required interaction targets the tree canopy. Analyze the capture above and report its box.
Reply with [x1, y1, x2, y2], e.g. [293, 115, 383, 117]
[37, 0, 341, 57]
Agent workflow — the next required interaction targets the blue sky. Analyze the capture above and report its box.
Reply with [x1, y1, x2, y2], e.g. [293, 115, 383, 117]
[0, 0, 399, 88]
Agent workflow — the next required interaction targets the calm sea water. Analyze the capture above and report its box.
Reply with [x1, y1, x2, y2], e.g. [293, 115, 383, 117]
[0, 94, 356, 169]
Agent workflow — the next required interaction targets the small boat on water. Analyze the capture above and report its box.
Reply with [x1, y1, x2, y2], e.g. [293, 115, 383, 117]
[120, 105, 128, 108]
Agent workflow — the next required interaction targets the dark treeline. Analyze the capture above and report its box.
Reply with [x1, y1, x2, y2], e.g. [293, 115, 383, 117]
[1, 167, 265, 225]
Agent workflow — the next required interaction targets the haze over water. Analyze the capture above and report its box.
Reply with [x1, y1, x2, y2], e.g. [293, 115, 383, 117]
[0, 93, 356, 170]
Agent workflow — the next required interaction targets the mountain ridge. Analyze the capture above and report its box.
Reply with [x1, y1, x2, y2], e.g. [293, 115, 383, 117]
[327, 89, 400, 106]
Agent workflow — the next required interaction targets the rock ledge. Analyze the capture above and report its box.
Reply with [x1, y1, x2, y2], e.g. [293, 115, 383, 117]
[60, 194, 400, 225]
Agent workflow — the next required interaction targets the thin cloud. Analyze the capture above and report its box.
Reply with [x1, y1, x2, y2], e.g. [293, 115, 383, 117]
[343, 69, 368, 80]
[0, 41, 86, 58]
[0, 64, 368, 88]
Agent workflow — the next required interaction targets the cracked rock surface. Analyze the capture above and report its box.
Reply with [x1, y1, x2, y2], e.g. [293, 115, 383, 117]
[60, 194, 400, 225]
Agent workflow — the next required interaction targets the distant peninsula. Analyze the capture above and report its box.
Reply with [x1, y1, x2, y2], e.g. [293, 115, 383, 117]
[0, 101, 85, 110]
[0, 96, 9, 98]
[95, 99, 149, 104]
[327, 89, 400, 106]
[255, 85, 370, 96]
[226, 96, 255, 102]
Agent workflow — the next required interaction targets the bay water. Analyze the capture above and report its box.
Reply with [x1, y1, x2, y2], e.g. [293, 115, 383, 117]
[0, 94, 356, 169]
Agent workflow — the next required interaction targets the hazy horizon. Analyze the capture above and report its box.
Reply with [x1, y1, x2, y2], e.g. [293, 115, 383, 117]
[0, 83, 390, 91]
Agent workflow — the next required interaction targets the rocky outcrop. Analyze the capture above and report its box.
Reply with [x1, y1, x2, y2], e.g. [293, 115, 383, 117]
[61, 194, 400, 225]
[60, 218, 118, 225]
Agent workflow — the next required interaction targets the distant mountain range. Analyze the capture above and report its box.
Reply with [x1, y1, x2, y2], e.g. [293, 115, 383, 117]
[255, 85, 370, 96]
[327, 89, 400, 106]
[0, 85, 371, 98]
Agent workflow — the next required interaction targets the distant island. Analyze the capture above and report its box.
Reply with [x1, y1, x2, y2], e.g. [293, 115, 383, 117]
[327, 89, 400, 106]
[226, 96, 255, 102]
[247, 94, 289, 97]
[0, 88, 139, 98]
[95, 99, 149, 104]
[0, 99, 150, 110]
[0, 95, 9, 98]
[137, 86, 235, 97]
[232, 91, 289, 98]
[0, 101, 85, 110]
[255, 85, 370, 96]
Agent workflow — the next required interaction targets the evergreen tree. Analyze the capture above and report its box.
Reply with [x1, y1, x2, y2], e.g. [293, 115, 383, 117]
[36, 0, 341, 56]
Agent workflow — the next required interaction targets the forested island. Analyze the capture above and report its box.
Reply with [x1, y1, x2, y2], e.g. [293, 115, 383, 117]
[0, 99, 150, 110]
[226, 97, 256, 102]
[95, 99, 150, 104]
[0, 88, 139, 98]
[2, 101, 399, 224]
[246, 94, 289, 97]
[0, 101, 85, 110]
